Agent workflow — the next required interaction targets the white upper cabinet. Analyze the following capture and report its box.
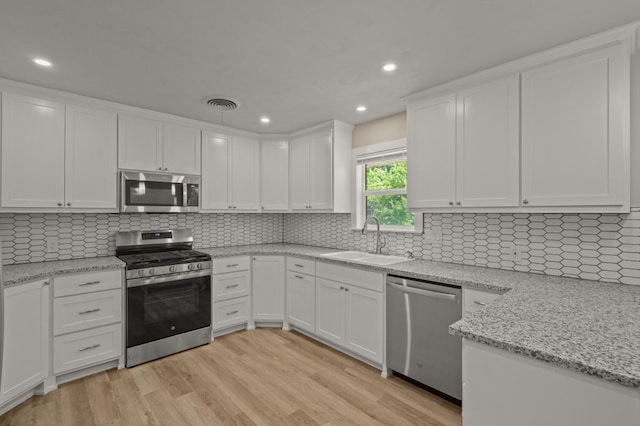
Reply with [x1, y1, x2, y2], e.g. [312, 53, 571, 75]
[1, 92, 117, 211]
[118, 114, 201, 175]
[201, 131, 260, 211]
[408, 76, 519, 210]
[456, 75, 520, 207]
[65, 105, 118, 209]
[521, 44, 628, 209]
[289, 120, 353, 212]
[163, 123, 201, 175]
[260, 138, 289, 211]
[1, 93, 66, 208]
[407, 94, 456, 209]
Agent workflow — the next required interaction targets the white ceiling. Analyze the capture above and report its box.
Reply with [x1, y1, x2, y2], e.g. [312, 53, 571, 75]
[1, 0, 639, 133]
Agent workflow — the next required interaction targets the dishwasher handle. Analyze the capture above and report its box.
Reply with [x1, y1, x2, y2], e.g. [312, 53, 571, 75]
[387, 282, 458, 302]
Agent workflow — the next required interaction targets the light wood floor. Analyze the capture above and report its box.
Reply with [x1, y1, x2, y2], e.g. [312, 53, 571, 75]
[2, 328, 461, 426]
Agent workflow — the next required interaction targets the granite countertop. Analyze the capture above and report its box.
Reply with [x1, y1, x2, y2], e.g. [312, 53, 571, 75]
[3, 256, 125, 287]
[3, 243, 639, 389]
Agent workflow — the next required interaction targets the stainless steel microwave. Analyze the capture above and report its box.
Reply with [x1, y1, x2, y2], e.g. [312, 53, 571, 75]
[120, 171, 200, 213]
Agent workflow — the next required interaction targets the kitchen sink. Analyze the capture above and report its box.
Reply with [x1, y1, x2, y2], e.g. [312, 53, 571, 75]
[320, 251, 409, 266]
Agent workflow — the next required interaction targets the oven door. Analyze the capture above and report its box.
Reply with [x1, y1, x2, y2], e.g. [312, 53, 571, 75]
[126, 271, 211, 348]
[120, 171, 199, 213]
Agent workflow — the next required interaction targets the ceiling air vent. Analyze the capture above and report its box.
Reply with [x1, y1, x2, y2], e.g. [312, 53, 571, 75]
[202, 96, 240, 111]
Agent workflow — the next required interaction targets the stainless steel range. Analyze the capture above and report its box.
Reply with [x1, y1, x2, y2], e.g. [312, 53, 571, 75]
[116, 229, 212, 367]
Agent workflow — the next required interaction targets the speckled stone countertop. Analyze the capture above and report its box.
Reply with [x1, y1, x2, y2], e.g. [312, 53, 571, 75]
[3, 243, 639, 389]
[3, 256, 125, 287]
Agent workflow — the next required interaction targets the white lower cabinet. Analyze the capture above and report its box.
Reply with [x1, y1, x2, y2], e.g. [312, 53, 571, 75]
[251, 256, 285, 322]
[0, 279, 49, 404]
[315, 262, 384, 364]
[52, 270, 124, 375]
[286, 270, 315, 332]
[212, 256, 251, 331]
[463, 339, 640, 426]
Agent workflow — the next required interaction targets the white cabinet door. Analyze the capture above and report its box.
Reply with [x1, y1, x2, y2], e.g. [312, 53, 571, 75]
[118, 114, 163, 172]
[345, 285, 383, 363]
[286, 271, 315, 332]
[201, 132, 230, 210]
[1, 93, 65, 208]
[1, 279, 49, 404]
[162, 123, 201, 175]
[407, 94, 456, 209]
[315, 278, 346, 345]
[308, 128, 333, 210]
[289, 135, 311, 210]
[65, 105, 118, 209]
[260, 140, 289, 211]
[456, 75, 520, 207]
[521, 44, 627, 207]
[231, 136, 260, 210]
[252, 256, 285, 321]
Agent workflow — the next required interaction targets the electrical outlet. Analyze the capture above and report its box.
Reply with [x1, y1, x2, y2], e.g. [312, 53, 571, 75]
[424, 229, 434, 243]
[46, 237, 59, 253]
[231, 231, 240, 242]
[433, 228, 442, 243]
[504, 243, 524, 262]
[514, 245, 524, 262]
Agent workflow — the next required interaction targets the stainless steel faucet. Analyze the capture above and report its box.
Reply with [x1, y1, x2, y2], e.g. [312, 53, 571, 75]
[361, 215, 386, 254]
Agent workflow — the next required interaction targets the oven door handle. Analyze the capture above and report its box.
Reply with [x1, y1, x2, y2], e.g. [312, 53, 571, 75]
[127, 269, 211, 288]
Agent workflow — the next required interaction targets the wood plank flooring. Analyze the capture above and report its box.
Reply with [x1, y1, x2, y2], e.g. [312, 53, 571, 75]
[1, 328, 461, 426]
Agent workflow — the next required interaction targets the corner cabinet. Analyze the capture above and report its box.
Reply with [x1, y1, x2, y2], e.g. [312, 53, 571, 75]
[521, 44, 629, 209]
[201, 131, 260, 211]
[289, 120, 353, 212]
[118, 114, 201, 175]
[260, 138, 289, 211]
[1, 93, 117, 211]
[1, 279, 49, 405]
[407, 75, 520, 210]
[251, 256, 285, 322]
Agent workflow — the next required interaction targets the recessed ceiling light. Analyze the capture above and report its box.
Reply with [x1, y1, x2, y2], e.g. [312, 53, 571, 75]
[356, 105, 367, 112]
[33, 58, 52, 67]
[382, 63, 397, 72]
[260, 117, 271, 124]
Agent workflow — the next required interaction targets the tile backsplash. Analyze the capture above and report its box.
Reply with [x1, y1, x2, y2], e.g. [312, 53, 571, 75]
[2, 210, 639, 286]
[283, 211, 640, 285]
[0, 213, 283, 265]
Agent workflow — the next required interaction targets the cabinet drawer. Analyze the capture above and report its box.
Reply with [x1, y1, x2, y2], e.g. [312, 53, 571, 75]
[53, 289, 122, 336]
[53, 323, 122, 374]
[286, 257, 315, 275]
[211, 256, 250, 274]
[54, 269, 122, 298]
[212, 271, 250, 302]
[213, 297, 249, 331]
[463, 288, 502, 316]
[316, 262, 383, 292]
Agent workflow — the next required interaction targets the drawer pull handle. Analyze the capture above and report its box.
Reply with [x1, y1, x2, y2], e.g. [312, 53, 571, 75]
[79, 308, 101, 315]
[225, 284, 239, 289]
[79, 280, 101, 287]
[294, 264, 304, 268]
[226, 264, 239, 268]
[474, 301, 487, 306]
[294, 275, 304, 279]
[79, 344, 100, 352]
[226, 310, 239, 316]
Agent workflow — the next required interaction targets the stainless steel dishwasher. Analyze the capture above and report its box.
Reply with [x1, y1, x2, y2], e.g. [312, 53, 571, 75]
[386, 274, 462, 400]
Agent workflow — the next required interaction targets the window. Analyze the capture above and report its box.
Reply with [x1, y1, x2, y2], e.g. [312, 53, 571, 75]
[353, 139, 422, 233]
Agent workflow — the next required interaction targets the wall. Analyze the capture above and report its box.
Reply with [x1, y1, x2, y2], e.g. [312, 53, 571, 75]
[0, 213, 283, 264]
[352, 112, 406, 148]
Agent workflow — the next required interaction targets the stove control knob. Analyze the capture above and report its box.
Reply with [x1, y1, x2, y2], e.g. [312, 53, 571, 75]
[148, 269, 154, 276]
[188, 264, 194, 271]
[137, 270, 144, 277]
[169, 265, 176, 273]
[196, 263, 202, 270]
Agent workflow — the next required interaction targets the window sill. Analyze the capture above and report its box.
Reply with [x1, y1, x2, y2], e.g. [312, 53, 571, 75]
[350, 227, 424, 235]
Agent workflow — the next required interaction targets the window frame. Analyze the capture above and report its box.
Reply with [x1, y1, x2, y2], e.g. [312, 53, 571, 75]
[351, 138, 423, 234]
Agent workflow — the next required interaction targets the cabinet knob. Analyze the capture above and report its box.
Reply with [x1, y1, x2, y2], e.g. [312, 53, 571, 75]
[228, 206, 232, 209]
[164, 168, 169, 171]
[57, 202, 62, 207]
[448, 201, 453, 206]
[456, 201, 461, 206]
[233, 206, 237, 209]
[523, 199, 529, 205]
[261, 206, 265, 210]
[158, 167, 162, 171]
[66, 202, 71, 207]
